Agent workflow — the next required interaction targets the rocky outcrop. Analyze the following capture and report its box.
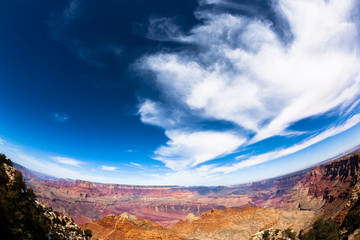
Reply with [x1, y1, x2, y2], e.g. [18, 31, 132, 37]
[40, 202, 90, 240]
[0, 154, 91, 240]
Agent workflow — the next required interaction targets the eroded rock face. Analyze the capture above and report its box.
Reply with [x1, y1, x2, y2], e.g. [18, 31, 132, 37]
[20, 175, 236, 226]
[39, 202, 90, 240]
[170, 206, 303, 240]
[83, 206, 312, 240]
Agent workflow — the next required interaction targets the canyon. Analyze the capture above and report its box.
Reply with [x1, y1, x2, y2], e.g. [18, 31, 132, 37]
[12, 148, 360, 239]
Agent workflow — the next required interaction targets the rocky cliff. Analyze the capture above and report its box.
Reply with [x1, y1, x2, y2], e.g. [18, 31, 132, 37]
[258, 151, 360, 226]
[0, 154, 91, 240]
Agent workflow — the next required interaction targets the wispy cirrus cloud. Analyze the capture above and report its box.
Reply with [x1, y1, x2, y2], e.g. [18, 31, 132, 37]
[51, 156, 84, 167]
[100, 165, 118, 171]
[49, 0, 123, 67]
[210, 113, 360, 174]
[124, 161, 148, 171]
[130, 162, 141, 167]
[138, 0, 360, 174]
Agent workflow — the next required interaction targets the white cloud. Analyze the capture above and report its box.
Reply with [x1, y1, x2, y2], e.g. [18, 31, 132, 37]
[100, 165, 118, 171]
[51, 156, 84, 167]
[138, 100, 176, 128]
[154, 130, 245, 170]
[139, 0, 360, 171]
[52, 113, 70, 122]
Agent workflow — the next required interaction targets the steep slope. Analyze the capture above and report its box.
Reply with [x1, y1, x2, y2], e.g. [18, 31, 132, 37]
[257, 151, 360, 226]
[0, 154, 91, 240]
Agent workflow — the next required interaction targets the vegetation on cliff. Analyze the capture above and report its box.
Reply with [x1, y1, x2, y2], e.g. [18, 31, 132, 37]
[0, 154, 49, 239]
[341, 198, 360, 239]
[0, 154, 91, 240]
[299, 219, 339, 240]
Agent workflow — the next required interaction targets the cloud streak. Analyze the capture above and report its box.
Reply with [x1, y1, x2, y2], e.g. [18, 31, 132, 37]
[138, 0, 360, 173]
[51, 156, 84, 167]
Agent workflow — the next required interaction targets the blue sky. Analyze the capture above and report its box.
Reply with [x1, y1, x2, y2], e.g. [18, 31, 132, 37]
[0, 0, 360, 186]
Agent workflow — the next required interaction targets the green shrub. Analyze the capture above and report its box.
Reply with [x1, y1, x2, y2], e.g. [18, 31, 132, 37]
[0, 154, 12, 166]
[342, 199, 360, 235]
[84, 229, 93, 237]
[300, 219, 339, 240]
[263, 230, 270, 240]
[284, 228, 297, 240]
